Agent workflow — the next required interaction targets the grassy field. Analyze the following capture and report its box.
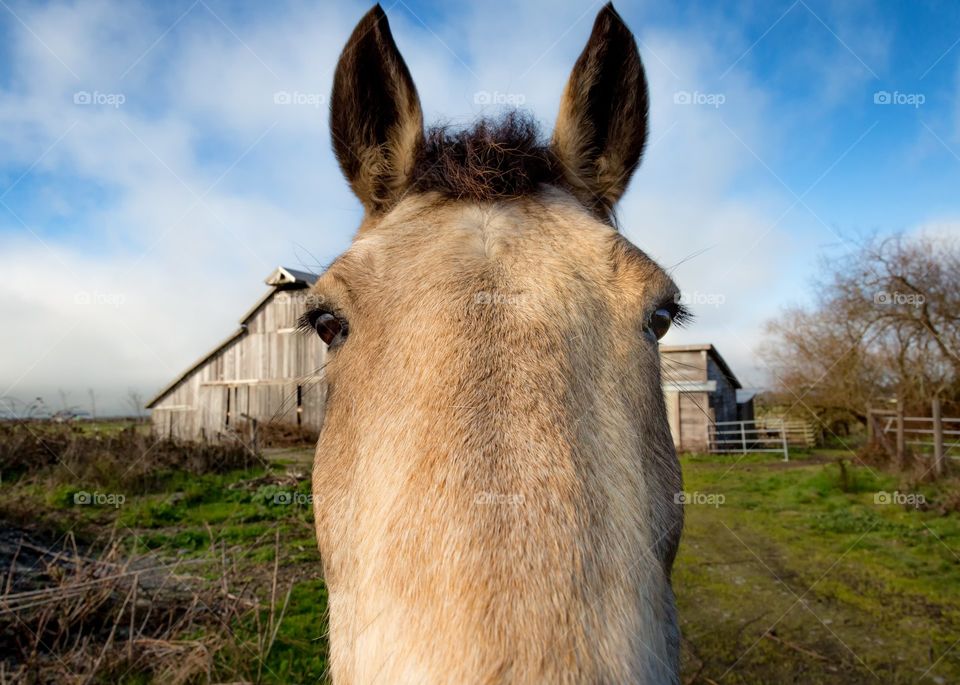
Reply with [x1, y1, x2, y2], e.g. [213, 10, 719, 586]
[2, 424, 959, 683]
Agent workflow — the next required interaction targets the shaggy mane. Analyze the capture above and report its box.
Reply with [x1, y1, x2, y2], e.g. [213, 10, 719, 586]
[411, 111, 567, 201]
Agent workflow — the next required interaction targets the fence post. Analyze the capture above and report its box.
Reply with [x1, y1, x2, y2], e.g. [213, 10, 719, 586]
[740, 422, 747, 455]
[781, 428, 789, 462]
[933, 397, 945, 478]
[896, 395, 906, 470]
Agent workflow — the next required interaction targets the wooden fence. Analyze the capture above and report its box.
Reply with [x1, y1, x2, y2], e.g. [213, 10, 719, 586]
[869, 398, 956, 476]
[879, 416, 960, 454]
[755, 417, 818, 447]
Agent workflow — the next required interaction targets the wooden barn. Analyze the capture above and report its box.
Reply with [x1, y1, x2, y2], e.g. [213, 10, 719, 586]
[146, 267, 327, 441]
[660, 344, 753, 452]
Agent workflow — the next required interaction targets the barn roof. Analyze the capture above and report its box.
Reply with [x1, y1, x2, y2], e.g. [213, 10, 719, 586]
[659, 343, 742, 390]
[145, 266, 317, 409]
[264, 266, 318, 287]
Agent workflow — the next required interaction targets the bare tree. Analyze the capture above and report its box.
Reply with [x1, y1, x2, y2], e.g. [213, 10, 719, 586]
[760, 232, 960, 427]
[125, 389, 145, 421]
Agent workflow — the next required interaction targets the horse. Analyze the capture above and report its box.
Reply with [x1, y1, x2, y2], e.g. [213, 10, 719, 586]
[305, 4, 686, 682]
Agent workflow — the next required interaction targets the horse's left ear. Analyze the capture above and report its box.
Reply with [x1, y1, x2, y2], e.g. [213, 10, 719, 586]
[331, 5, 424, 213]
[551, 3, 648, 215]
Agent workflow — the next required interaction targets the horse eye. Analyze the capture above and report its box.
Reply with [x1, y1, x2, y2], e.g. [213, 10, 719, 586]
[314, 312, 348, 346]
[648, 308, 672, 340]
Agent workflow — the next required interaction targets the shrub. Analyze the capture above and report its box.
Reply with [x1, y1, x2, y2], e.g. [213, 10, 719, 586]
[0, 421, 263, 493]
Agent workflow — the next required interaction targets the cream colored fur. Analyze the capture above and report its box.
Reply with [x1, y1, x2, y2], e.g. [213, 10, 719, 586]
[310, 189, 683, 684]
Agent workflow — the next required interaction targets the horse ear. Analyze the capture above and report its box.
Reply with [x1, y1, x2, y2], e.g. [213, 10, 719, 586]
[551, 3, 648, 215]
[330, 5, 424, 212]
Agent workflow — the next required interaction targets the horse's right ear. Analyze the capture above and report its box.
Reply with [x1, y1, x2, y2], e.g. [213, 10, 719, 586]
[551, 4, 648, 216]
[330, 5, 424, 213]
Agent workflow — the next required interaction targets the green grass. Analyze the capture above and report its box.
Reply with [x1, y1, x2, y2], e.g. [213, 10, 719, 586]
[676, 451, 960, 684]
[227, 578, 330, 684]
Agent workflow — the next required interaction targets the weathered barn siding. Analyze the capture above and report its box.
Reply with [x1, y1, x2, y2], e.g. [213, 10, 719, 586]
[707, 356, 739, 424]
[661, 344, 748, 452]
[677, 392, 710, 451]
[147, 268, 326, 441]
[661, 347, 712, 451]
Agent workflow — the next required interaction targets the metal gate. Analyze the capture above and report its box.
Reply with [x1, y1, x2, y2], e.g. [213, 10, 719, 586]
[708, 420, 789, 460]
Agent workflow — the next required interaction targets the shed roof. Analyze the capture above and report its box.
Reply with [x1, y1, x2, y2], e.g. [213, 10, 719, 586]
[659, 343, 742, 390]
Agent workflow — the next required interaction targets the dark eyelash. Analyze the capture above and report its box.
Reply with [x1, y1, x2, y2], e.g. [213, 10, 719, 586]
[661, 300, 693, 327]
[297, 308, 327, 335]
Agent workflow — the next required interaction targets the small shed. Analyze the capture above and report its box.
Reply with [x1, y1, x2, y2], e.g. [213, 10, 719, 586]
[660, 344, 752, 452]
[146, 267, 326, 441]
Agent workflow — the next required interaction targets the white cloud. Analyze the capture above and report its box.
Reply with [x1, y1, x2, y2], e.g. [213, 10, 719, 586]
[910, 218, 960, 243]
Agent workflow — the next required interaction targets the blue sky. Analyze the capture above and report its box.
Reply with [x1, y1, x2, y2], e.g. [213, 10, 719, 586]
[1, 0, 959, 414]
